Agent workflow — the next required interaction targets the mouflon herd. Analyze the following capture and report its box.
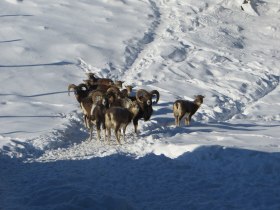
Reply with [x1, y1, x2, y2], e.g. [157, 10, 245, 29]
[68, 73, 204, 144]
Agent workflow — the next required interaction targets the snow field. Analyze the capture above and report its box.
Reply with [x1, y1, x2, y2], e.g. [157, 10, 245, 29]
[1, 0, 280, 209]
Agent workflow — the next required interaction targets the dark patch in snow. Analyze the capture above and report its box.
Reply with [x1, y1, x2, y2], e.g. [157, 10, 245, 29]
[167, 47, 187, 62]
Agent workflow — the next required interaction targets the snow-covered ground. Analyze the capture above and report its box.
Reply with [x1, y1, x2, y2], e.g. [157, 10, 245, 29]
[1, 0, 280, 209]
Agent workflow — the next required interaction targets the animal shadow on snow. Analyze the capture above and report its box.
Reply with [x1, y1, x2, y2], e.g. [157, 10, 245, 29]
[144, 101, 213, 138]
[0, 39, 22, 43]
[145, 120, 277, 139]
[193, 121, 280, 132]
[143, 100, 278, 138]
[0, 90, 70, 99]
[0, 14, 32, 18]
[1, 146, 280, 210]
[0, 60, 75, 68]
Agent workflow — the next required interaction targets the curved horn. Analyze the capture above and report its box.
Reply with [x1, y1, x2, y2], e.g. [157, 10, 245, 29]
[68, 84, 77, 96]
[91, 90, 104, 104]
[150, 90, 160, 104]
[136, 89, 149, 103]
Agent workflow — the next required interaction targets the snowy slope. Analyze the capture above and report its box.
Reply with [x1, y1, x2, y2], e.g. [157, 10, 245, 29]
[1, 0, 280, 209]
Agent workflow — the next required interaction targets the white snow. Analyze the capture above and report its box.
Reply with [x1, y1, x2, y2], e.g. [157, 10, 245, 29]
[1, 0, 280, 209]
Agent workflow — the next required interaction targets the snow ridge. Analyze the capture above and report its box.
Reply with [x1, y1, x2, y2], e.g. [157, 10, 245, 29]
[122, 0, 161, 73]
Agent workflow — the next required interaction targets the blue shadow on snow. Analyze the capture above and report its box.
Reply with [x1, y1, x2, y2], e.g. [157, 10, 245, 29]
[1, 146, 280, 210]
